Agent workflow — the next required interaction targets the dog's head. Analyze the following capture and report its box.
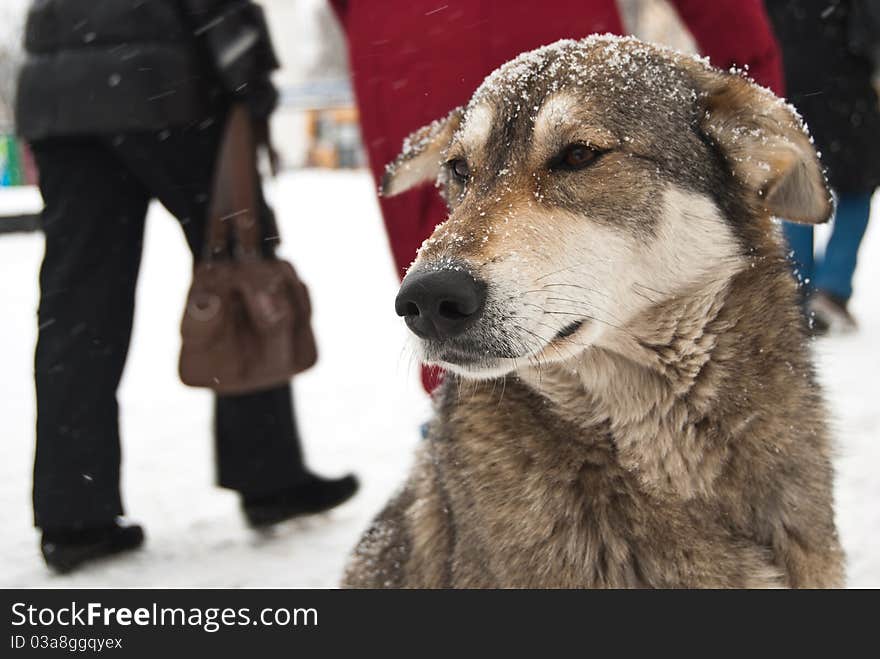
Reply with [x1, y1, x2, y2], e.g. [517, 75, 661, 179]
[386, 36, 831, 379]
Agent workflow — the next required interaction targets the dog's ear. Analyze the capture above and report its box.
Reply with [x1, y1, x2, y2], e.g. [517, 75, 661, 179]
[694, 71, 832, 224]
[381, 107, 463, 197]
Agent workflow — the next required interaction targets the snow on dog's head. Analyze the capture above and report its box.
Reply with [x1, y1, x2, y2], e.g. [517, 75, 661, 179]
[385, 36, 832, 379]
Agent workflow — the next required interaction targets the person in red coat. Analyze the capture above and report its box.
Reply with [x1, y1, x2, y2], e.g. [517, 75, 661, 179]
[330, 0, 784, 392]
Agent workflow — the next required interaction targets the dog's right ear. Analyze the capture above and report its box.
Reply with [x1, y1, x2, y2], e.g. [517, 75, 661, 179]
[381, 108, 463, 197]
[692, 70, 833, 224]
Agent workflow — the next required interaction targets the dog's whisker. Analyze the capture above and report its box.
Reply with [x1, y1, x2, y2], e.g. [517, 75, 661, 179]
[534, 261, 599, 282]
[512, 324, 571, 364]
[538, 282, 615, 301]
[543, 297, 629, 328]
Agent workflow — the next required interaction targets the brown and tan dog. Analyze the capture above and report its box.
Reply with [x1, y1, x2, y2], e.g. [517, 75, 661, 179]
[344, 36, 844, 588]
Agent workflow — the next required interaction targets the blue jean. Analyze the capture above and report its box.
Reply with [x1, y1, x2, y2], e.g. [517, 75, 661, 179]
[783, 193, 873, 301]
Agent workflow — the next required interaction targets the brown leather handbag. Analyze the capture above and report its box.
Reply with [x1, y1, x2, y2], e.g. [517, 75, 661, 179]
[179, 105, 317, 394]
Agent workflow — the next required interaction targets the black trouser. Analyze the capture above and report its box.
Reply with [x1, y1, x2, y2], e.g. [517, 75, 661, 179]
[31, 120, 308, 530]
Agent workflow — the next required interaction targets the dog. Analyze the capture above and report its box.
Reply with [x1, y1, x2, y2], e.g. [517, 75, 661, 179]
[343, 36, 845, 588]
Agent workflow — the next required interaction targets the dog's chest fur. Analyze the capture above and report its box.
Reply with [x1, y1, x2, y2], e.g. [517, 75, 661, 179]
[427, 375, 778, 588]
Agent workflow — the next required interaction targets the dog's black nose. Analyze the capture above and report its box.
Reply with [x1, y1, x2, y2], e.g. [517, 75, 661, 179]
[395, 268, 486, 340]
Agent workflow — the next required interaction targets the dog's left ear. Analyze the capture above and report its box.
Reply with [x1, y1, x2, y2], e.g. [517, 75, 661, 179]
[695, 71, 832, 224]
[381, 107, 463, 197]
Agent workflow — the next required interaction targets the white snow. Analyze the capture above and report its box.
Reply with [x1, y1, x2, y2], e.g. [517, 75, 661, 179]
[0, 184, 41, 215]
[0, 172, 877, 587]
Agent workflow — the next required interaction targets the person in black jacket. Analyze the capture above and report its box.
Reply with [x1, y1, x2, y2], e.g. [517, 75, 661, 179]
[15, 0, 357, 573]
[765, 0, 880, 333]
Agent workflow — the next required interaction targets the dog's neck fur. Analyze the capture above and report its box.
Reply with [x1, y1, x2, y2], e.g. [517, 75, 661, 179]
[517, 256, 779, 500]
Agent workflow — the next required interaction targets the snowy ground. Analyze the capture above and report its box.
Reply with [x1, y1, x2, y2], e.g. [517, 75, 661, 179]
[0, 172, 877, 587]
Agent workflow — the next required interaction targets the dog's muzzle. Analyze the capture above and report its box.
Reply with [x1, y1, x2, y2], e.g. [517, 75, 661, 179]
[395, 266, 486, 341]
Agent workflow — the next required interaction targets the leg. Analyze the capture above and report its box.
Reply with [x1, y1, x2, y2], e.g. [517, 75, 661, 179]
[344, 446, 451, 588]
[213, 384, 307, 495]
[108, 123, 320, 498]
[813, 193, 872, 301]
[31, 139, 149, 530]
[782, 221, 815, 295]
[343, 483, 415, 588]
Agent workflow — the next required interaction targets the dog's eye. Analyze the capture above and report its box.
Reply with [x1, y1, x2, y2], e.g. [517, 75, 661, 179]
[552, 144, 601, 171]
[448, 158, 470, 182]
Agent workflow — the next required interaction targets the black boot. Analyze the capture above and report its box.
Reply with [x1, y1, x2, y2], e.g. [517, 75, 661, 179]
[41, 521, 145, 574]
[242, 474, 359, 528]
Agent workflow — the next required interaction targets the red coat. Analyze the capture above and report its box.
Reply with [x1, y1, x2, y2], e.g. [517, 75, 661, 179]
[330, 0, 783, 391]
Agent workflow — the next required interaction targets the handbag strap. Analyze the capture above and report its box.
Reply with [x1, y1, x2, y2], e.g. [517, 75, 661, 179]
[204, 104, 263, 261]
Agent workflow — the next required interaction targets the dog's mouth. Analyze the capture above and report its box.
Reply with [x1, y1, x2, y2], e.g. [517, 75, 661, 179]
[424, 341, 508, 368]
[420, 317, 591, 378]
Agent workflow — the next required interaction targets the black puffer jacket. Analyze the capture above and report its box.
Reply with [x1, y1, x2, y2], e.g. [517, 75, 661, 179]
[15, 0, 279, 140]
[765, 0, 880, 194]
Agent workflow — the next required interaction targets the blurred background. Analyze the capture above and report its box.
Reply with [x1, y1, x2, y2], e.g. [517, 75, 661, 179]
[0, 0, 877, 586]
[0, 0, 706, 188]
